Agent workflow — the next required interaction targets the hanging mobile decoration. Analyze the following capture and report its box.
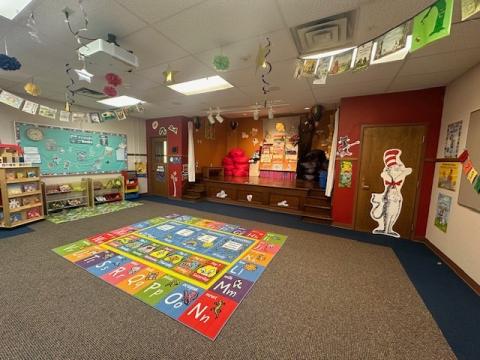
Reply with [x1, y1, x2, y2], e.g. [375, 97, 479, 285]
[213, 54, 230, 71]
[0, 40, 21, 71]
[256, 37, 272, 108]
[105, 73, 122, 87]
[65, 63, 76, 110]
[74, 65, 94, 82]
[103, 85, 117, 97]
[24, 80, 41, 96]
[163, 66, 178, 85]
[63, 0, 90, 46]
[26, 12, 41, 43]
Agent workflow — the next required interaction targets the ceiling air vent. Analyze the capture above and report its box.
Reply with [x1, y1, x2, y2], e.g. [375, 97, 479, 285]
[290, 10, 357, 56]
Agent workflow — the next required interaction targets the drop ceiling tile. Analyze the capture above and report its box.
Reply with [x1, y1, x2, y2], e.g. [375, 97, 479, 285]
[194, 29, 298, 71]
[154, 0, 285, 54]
[119, 27, 189, 69]
[115, 0, 205, 24]
[324, 62, 402, 86]
[400, 47, 480, 76]
[136, 56, 216, 84]
[387, 69, 464, 92]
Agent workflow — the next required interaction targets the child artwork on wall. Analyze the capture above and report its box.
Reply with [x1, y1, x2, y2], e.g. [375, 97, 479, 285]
[443, 121, 462, 158]
[434, 193, 452, 233]
[337, 136, 360, 158]
[370, 149, 412, 238]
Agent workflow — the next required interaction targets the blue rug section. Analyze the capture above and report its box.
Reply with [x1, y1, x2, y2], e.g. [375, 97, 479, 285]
[0, 226, 33, 239]
[141, 195, 480, 360]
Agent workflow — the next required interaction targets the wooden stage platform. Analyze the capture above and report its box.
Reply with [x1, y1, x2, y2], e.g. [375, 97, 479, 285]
[201, 176, 332, 224]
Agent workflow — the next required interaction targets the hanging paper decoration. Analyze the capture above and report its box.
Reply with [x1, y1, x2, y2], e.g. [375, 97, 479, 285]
[163, 67, 178, 85]
[74, 67, 94, 82]
[63, 0, 89, 45]
[65, 63, 76, 108]
[24, 82, 41, 96]
[313, 57, 330, 85]
[411, 0, 454, 52]
[230, 121, 239, 130]
[257, 37, 272, 107]
[461, 0, 480, 20]
[26, 12, 41, 43]
[103, 85, 117, 97]
[457, 149, 480, 194]
[105, 73, 122, 87]
[213, 54, 230, 71]
[0, 41, 21, 71]
[301, 60, 317, 77]
[353, 42, 373, 71]
[370, 149, 412, 238]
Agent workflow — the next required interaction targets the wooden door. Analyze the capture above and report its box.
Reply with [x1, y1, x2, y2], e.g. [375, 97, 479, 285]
[148, 137, 169, 196]
[355, 125, 426, 239]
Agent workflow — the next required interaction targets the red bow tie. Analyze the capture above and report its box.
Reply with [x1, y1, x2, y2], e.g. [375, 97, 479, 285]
[385, 180, 402, 186]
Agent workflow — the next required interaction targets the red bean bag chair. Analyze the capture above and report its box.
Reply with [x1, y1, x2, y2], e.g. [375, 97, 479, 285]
[229, 148, 244, 158]
[224, 170, 233, 176]
[233, 169, 249, 177]
[222, 156, 234, 165]
[223, 164, 235, 171]
[234, 155, 249, 164]
[235, 163, 250, 172]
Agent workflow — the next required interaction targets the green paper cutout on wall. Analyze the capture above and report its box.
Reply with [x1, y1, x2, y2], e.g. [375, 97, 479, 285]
[411, 0, 453, 52]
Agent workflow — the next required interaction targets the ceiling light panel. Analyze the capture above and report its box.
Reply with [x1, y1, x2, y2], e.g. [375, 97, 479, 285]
[97, 95, 145, 107]
[0, 0, 33, 20]
[168, 75, 233, 95]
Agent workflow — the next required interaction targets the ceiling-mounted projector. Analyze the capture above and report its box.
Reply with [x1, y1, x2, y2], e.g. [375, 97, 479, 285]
[78, 39, 139, 68]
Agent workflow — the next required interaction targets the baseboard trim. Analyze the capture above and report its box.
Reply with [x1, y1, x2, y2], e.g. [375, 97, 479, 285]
[424, 238, 480, 296]
[331, 222, 354, 230]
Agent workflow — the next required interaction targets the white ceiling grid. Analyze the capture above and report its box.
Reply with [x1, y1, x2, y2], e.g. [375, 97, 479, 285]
[0, 0, 478, 119]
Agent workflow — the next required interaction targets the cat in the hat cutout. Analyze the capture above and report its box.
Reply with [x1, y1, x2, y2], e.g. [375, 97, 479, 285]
[370, 149, 412, 238]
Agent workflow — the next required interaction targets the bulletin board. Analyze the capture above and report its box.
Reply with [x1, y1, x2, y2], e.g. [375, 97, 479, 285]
[15, 122, 127, 176]
[458, 109, 480, 212]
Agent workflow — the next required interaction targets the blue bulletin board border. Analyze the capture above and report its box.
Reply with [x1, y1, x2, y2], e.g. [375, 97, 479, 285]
[15, 121, 128, 176]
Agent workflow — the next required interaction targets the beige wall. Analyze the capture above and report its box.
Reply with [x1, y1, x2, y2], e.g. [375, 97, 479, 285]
[426, 64, 480, 285]
[0, 94, 148, 192]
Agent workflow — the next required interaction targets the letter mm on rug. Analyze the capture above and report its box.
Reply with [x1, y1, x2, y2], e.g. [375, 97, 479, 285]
[52, 214, 287, 340]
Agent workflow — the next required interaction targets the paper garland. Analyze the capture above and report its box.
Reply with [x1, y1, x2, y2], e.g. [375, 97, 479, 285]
[297, 0, 459, 85]
[458, 150, 480, 194]
[0, 88, 144, 123]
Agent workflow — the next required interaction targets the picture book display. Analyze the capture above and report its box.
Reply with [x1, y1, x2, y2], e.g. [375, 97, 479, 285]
[15, 122, 127, 176]
[52, 214, 287, 340]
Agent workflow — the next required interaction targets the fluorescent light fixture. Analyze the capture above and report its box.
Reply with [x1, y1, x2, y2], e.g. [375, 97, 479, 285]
[168, 75, 233, 95]
[301, 46, 356, 60]
[0, 0, 33, 20]
[97, 95, 145, 107]
[370, 35, 412, 65]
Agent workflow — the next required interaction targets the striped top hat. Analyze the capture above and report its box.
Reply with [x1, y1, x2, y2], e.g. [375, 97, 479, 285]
[384, 149, 402, 167]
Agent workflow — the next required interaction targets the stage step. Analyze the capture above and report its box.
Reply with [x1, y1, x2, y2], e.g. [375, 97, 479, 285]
[308, 189, 327, 197]
[305, 196, 331, 207]
[302, 215, 332, 225]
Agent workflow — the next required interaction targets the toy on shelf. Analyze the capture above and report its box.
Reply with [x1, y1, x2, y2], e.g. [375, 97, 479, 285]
[43, 179, 90, 214]
[89, 176, 125, 205]
[122, 170, 140, 200]
[0, 144, 24, 165]
[0, 165, 44, 227]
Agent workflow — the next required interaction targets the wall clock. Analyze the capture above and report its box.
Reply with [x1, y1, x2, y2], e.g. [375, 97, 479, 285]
[26, 127, 44, 141]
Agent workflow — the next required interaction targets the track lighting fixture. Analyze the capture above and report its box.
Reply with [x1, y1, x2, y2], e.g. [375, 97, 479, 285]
[207, 108, 215, 124]
[253, 103, 260, 120]
[268, 106, 274, 119]
[215, 107, 224, 123]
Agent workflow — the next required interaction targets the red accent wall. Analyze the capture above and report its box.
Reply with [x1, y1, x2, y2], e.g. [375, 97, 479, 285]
[332, 87, 445, 237]
[146, 116, 189, 198]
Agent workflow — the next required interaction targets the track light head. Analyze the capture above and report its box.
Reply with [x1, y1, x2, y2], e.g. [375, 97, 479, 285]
[207, 108, 215, 124]
[268, 106, 274, 119]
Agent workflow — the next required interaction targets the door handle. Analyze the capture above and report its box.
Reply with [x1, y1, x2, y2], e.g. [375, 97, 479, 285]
[361, 178, 370, 190]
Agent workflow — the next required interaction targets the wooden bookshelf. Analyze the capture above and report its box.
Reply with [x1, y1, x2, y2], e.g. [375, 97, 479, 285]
[43, 179, 90, 215]
[0, 165, 44, 228]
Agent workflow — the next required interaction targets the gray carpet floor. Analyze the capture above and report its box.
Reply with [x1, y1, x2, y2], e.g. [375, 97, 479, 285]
[0, 200, 456, 360]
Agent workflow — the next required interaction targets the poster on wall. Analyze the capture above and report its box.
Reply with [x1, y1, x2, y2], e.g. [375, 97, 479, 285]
[437, 162, 459, 191]
[339, 160, 352, 188]
[370, 149, 412, 238]
[434, 193, 452, 233]
[329, 49, 354, 75]
[443, 121, 462, 158]
[15, 122, 127, 176]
